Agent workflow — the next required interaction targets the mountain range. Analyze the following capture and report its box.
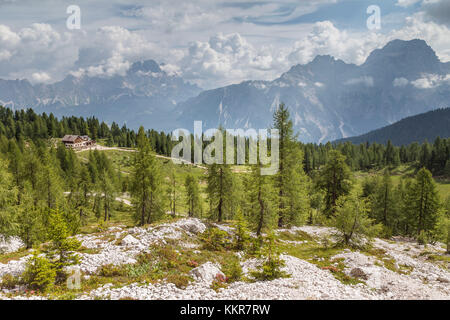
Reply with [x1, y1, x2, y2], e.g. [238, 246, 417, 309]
[0, 39, 449, 143]
[0, 60, 201, 131]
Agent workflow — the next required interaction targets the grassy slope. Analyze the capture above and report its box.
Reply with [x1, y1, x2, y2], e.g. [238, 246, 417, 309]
[76, 148, 208, 221]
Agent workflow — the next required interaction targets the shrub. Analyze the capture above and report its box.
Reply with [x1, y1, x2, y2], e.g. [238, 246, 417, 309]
[22, 253, 56, 292]
[166, 274, 191, 289]
[332, 192, 382, 248]
[211, 273, 228, 291]
[417, 230, 428, 246]
[201, 227, 229, 251]
[250, 232, 289, 281]
[125, 262, 151, 279]
[187, 260, 199, 268]
[0, 273, 21, 289]
[98, 264, 124, 277]
[320, 235, 332, 249]
[45, 209, 81, 283]
[232, 212, 250, 251]
[247, 236, 264, 256]
[222, 259, 242, 283]
[154, 246, 179, 270]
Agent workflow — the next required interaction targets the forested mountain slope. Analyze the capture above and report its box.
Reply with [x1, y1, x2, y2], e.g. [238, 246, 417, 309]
[335, 108, 450, 146]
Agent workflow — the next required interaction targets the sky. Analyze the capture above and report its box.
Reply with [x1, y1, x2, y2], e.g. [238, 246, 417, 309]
[0, 0, 449, 89]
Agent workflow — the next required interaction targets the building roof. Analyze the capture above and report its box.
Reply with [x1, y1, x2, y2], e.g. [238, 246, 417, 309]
[62, 135, 80, 143]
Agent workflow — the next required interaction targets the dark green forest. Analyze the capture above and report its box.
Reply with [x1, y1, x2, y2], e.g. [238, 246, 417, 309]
[336, 108, 450, 146]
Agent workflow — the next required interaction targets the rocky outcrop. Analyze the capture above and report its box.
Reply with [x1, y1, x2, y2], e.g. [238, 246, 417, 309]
[190, 262, 225, 284]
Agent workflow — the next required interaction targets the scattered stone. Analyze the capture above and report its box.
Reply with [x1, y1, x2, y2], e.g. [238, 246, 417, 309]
[0, 237, 24, 254]
[437, 277, 449, 283]
[175, 218, 206, 234]
[190, 262, 225, 284]
[1, 223, 449, 300]
[350, 268, 369, 280]
[121, 235, 140, 246]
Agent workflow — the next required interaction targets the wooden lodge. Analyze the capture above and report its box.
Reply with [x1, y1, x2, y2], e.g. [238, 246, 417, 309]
[62, 135, 96, 150]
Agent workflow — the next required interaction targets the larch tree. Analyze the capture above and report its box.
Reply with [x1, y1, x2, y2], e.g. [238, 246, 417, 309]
[273, 103, 310, 227]
[317, 150, 353, 217]
[131, 126, 164, 225]
[166, 166, 178, 216]
[405, 168, 440, 236]
[0, 156, 18, 238]
[244, 164, 277, 236]
[369, 169, 399, 234]
[333, 191, 382, 247]
[185, 174, 201, 217]
[37, 148, 64, 210]
[206, 163, 234, 222]
[96, 153, 116, 221]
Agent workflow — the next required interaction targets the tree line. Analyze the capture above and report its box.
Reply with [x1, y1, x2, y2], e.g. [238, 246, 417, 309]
[0, 104, 448, 255]
[0, 106, 173, 155]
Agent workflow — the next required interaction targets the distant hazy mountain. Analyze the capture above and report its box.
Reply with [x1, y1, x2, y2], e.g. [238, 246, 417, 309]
[334, 108, 450, 146]
[0, 60, 201, 131]
[0, 39, 449, 142]
[177, 39, 450, 142]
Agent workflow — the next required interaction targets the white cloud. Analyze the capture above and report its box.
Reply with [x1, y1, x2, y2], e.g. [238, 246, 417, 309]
[69, 26, 158, 78]
[396, 0, 422, 8]
[0, 23, 77, 81]
[411, 73, 450, 88]
[31, 72, 51, 83]
[421, 0, 450, 25]
[390, 13, 450, 62]
[393, 77, 409, 87]
[287, 21, 382, 65]
[177, 33, 287, 88]
[345, 76, 374, 87]
[0, 1, 450, 90]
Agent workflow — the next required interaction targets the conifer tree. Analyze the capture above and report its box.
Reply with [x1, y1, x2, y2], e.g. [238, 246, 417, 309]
[0, 157, 17, 238]
[333, 191, 382, 247]
[317, 150, 353, 217]
[185, 174, 201, 217]
[273, 103, 310, 227]
[131, 126, 164, 225]
[7, 140, 23, 204]
[37, 148, 64, 209]
[45, 209, 81, 283]
[206, 163, 234, 222]
[166, 167, 178, 216]
[244, 164, 276, 236]
[369, 169, 398, 234]
[405, 168, 440, 236]
[16, 187, 43, 249]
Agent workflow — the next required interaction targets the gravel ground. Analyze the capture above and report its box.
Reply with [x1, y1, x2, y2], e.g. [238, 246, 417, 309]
[0, 219, 448, 300]
[0, 237, 24, 254]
